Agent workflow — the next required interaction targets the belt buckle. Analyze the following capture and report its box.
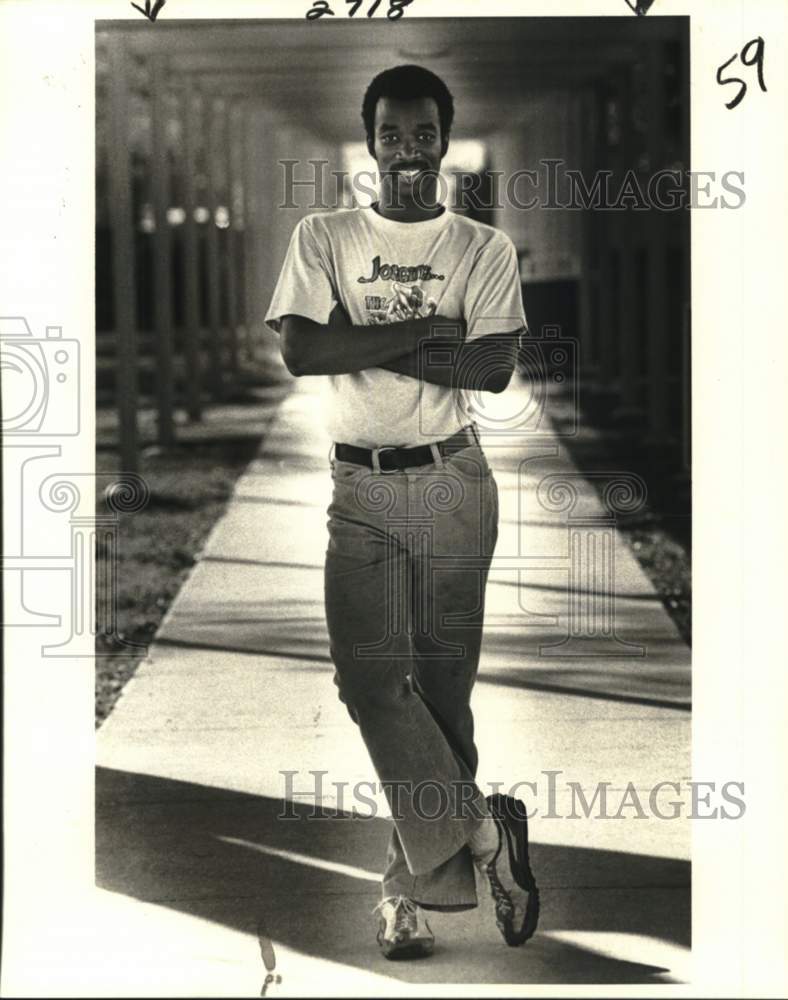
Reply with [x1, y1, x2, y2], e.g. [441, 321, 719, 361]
[372, 445, 397, 474]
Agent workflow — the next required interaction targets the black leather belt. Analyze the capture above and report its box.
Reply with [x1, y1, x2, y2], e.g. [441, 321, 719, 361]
[334, 425, 479, 472]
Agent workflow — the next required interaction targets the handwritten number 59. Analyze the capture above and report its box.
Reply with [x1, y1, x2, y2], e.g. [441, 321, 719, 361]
[717, 36, 767, 110]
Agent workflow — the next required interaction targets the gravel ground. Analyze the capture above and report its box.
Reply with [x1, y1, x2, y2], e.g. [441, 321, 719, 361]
[94, 436, 263, 727]
[549, 389, 692, 646]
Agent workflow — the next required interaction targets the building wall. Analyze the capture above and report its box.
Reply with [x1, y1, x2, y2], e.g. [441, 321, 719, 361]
[489, 91, 583, 285]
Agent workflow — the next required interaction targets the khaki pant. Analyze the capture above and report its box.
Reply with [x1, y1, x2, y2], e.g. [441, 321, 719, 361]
[324, 437, 498, 909]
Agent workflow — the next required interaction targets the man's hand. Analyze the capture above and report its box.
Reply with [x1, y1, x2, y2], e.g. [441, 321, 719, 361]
[377, 328, 520, 393]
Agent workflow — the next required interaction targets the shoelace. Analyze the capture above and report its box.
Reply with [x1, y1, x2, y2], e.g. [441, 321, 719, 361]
[475, 821, 518, 924]
[484, 861, 515, 920]
[372, 895, 419, 937]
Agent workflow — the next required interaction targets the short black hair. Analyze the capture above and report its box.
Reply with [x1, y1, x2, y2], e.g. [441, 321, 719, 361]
[361, 64, 454, 150]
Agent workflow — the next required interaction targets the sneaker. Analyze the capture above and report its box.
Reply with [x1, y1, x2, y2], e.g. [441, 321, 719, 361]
[373, 895, 435, 960]
[473, 793, 540, 947]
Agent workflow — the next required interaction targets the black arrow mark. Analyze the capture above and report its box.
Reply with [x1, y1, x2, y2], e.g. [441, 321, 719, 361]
[623, 0, 657, 14]
[130, 0, 168, 21]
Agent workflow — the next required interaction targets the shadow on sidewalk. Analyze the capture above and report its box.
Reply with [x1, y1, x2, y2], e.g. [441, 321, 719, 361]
[97, 767, 689, 985]
[148, 591, 690, 712]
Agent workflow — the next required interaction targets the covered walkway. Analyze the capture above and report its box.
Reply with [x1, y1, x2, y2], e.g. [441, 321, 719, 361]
[98, 17, 690, 476]
[95, 377, 691, 992]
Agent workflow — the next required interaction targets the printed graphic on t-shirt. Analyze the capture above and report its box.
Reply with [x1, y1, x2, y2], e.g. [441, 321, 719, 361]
[357, 255, 445, 285]
[364, 283, 438, 325]
[356, 254, 444, 324]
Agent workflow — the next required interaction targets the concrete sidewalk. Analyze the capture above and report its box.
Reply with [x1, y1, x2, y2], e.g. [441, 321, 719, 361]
[95, 376, 691, 995]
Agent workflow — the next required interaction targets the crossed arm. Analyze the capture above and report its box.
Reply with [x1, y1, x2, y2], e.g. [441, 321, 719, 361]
[279, 304, 521, 394]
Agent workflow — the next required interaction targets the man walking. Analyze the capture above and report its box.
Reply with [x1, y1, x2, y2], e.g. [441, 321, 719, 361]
[266, 65, 539, 959]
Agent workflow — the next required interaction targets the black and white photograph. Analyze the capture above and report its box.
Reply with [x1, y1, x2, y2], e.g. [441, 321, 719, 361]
[1, 1, 786, 996]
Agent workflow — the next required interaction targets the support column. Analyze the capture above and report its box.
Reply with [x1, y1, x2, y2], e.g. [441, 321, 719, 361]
[595, 78, 618, 392]
[576, 87, 599, 382]
[616, 248, 639, 414]
[106, 34, 139, 473]
[238, 100, 252, 365]
[225, 99, 240, 374]
[616, 61, 642, 418]
[205, 93, 224, 400]
[645, 46, 670, 445]
[150, 53, 176, 446]
[682, 294, 691, 472]
[596, 234, 618, 388]
[181, 83, 203, 422]
[242, 100, 258, 364]
[680, 34, 692, 472]
[598, 69, 632, 397]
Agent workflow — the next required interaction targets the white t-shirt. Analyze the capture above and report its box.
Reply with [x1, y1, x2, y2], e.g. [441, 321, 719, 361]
[265, 205, 527, 448]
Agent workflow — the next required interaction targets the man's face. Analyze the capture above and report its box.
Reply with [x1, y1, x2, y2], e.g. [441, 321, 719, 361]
[369, 95, 447, 202]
